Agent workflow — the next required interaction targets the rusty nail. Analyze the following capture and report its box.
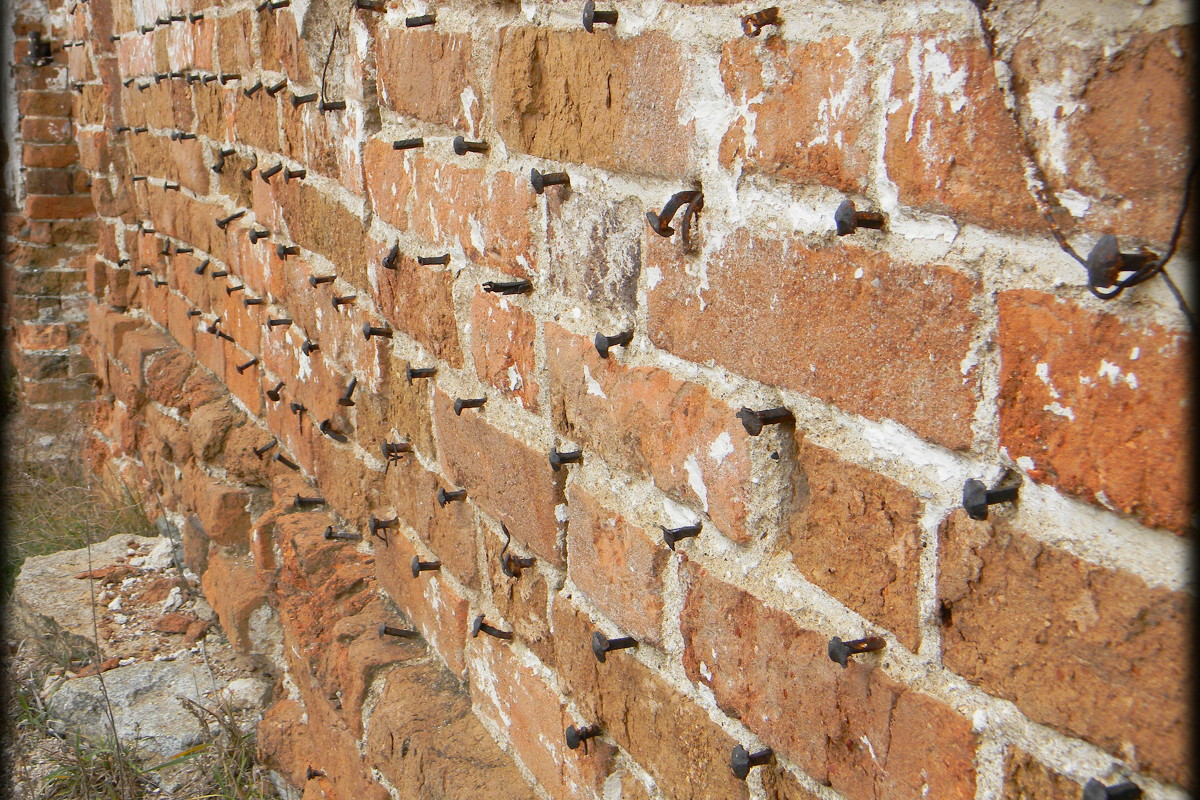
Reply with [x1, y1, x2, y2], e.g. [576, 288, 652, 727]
[451, 135, 487, 155]
[362, 323, 393, 339]
[266, 381, 285, 401]
[731, 745, 773, 780]
[470, 615, 513, 640]
[338, 377, 358, 406]
[453, 397, 486, 415]
[661, 523, 701, 550]
[827, 635, 886, 668]
[736, 406, 794, 436]
[548, 448, 582, 471]
[591, 631, 636, 663]
[417, 253, 450, 266]
[411, 556, 441, 578]
[531, 168, 570, 194]
[962, 475, 1021, 521]
[437, 487, 467, 506]
[582, 0, 617, 32]
[481, 279, 531, 295]
[235, 357, 259, 374]
[834, 199, 886, 236]
[405, 13, 435, 27]
[392, 137, 424, 150]
[253, 440, 278, 458]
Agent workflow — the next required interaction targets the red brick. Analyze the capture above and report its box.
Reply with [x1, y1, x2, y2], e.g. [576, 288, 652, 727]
[16, 322, 69, 350]
[363, 147, 535, 277]
[259, 9, 311, 83]
[546, 323, 753, 543]
[720, 36, 875, 192]
[25, 194, 95, 220]
[199, 549, 271, 653]
[468, 634, 614, 800]
[217, 11, 254, 72]
[191, 474, 252, 551]
[1013, 28, 1193, 246]
[21, 116, 72, 144]
[938, 511, 1190, 786]
[647, 231, 980, 450]
[18, 90, 72, 116]
[275, 181, 367, 287]
[369, 240, 463, 368]
[565, 485, 668, 646]
[681, 564, 978, 798]
[785, 441, 923, 651]
[232, 90, 282, 153]
[492, 28, 693, 179]
[998, 290, 1191, 533]
[367, 646, 537, 799]
[481, 522, 553, 665]
[884, 36, 1041, 232]
[552, 598, 750, 800]
[371, 519, 471, 678]
[24, 168, 79, 196]
[433, 391, 564, 566]
[1001, 748, 1082, 800]
[471, 292, 540, 411]
[377, 28, 477, 128]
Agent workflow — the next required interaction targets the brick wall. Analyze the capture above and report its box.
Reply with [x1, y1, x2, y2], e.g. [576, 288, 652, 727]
[4, 0, 99, 463]
[10, 0, 1193, 798]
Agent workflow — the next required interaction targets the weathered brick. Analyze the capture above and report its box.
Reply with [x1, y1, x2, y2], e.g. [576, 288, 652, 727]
[1001, 748, 1081, 800]
[647, 231, 980, 450]
[371, 512, 471, 677]
[369, 240, 463, 368]
[998, 290, 1191, 533]
[16, 322, 69, 350]
[938, 511, 1190, 786]
[367, 646, 537, 800]
[18, 90, 72, 116]
[21, 116, 72, 144]
[681, 564, 978, 797]
[217, 11, 254, 73]
[199, 549, 271, 654]
[565, 485, 667, 645]
[492, 28, 693, 179]
[377, 28, 477, 128]
[542, 194, 643, 316]
[275, 181, 367, 288]
[546, 323, 753, 543]
[25, 194, 95, 220]
[481, 522, 553, 665]
[433, 391, 564, 566]
[552, 597, 750, 800]
[468, 634, 613, 800]
[720, 36, 876, 192]
[471, 292, 540, 412]
[885, 36, 1041, 232]
[363, 147, 535, 277]
[1012, 27, 1193, 246]
[785, 441, 923, 651]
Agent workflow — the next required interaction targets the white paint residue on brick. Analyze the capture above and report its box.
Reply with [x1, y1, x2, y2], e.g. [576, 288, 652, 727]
[1035, 362, 1060, 399]
[460, 86, 478, 133]
[854, 267, 864, 279]
[859, 735, 880, 765]
[1026, 80, 1081, 176]
[861, 419, 960, 484]
[1057, 189, 1091, 218]
[708, 432, 733, 465]
[555, 503, 570, 523]
[684, 455, 709, 511]
[646, 266, 663, 291]
[923, 41, 968, 113]
[661, 496, 695, 528]
[1130, 347, 1141, 361]
[506, 365, 523, 393]
[1043, 401, 1075, 421]
[583, 366, 606, 399]
[1016, 456, 1036, 472]
[469, 218, 486, 255]
[1098, 360, 1137, 390]
[426, 578, 442, 613]
[699, 661, 713, 682]
[972, 709, 988, 732]
[468, 651, 511, 727]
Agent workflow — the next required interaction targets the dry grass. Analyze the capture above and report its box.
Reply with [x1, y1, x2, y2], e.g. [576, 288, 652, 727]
[3, 439, 278, 799]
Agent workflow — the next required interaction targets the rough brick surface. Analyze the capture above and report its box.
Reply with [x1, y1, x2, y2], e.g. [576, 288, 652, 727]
[939, 511, 1190, 785]
[885, 37, 1042, 231]
[553, 598, 750, 800]
[682, 563, 978, 798]
[1001, 749, 1081, 800]
[720, 36, 874, 192]
[997, 290, 1192, 533]
[433, 391, 564, 566]
[547, 323, 753, 542]
[647, 232, 980, 450]
[565, 486, 668, 645]
[492, 28, 693, 179]
[786, 440, 923, 651]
